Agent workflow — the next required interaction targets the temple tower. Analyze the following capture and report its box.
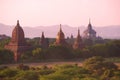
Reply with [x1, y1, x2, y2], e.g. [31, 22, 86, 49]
[10, 20, 26, 45]
[39, 32, 49, 48]
[83, 19, 96, 40]
[73, 29, 83, 49]
[54, 24, 68, 46]
[5, 20, 31, 62]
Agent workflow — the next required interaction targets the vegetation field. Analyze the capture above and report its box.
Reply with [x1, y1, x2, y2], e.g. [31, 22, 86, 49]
[0, 56, 120, 80]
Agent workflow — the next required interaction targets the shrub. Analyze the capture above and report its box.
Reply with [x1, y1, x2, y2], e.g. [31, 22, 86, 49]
[17, 64, 29, 70]
[83, 56, 118, 75]
[16, 71, 39, 80]
[39, 69, 55, 75]
[40, 74, 71, 80]
[0, 68, 18, 78]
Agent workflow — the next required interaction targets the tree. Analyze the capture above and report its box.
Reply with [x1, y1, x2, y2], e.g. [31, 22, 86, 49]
[105, 40, 120, 57]
[89, 44, 108, 57]
[40, 73, 71, 80]
[0, 39, 10, 48]
[0, 68, 18, 78]
[17, 64, 30, 70]
[44, 45, 74, 59]
[0, 48, 14, 64]
[32, 48, 42, 58]
[16, 71, 39, 80]
[83, 56, 118, 76]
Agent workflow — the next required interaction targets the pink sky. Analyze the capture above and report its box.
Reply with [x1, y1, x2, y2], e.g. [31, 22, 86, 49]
[0, 0, 120, 27]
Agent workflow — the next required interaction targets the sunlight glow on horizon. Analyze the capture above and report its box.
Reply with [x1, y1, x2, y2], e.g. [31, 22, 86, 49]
[0, 0, 120, 27]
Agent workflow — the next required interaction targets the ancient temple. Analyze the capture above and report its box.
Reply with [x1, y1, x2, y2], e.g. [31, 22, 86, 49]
[54, 24, 68, 46]
[73, 29, 83, 49]
[39, 32, 49, 48]
[5, 20, 31, 62]
[83, 19, 96, 40]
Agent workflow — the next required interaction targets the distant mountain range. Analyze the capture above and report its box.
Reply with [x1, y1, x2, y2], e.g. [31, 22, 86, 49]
[0, 23, 120, 39]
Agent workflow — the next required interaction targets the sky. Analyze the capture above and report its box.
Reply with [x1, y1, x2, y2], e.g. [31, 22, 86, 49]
[0, 0, 120, 27]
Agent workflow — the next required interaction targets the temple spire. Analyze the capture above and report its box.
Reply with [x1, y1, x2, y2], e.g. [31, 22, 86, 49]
[60, 24, 62, 32]
[40, 32, 49, 48]
[71, 34, 73, 39]
[78, 28, 80, 36]
[17, 20, 20, 26]
[55, 24, 68, 46]
[73, 28, 83, 49]
[41, 32, 45, 38]
[88, 18, 92, 29]
[89, 18, 91, 24]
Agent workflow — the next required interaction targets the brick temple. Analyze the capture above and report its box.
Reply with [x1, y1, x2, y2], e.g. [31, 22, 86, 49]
[5, 20, 32, 62]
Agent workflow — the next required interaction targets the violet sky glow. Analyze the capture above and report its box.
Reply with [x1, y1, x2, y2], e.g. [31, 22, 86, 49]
[0, 0, 120, 27]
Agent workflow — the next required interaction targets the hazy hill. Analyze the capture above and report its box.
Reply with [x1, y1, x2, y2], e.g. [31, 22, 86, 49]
[0, 23, 120, 39]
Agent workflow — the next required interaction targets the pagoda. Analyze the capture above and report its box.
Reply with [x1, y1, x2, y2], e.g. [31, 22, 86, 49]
[5, 20, 32, 62]
[83, 19, 96, 40]
[73, 29, 83, 49]
[54, 24, 68, 46]
[39, 32, 49, 48]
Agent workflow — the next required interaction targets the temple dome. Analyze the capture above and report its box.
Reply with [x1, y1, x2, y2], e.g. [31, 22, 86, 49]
[5, 20, 32, 62]
[83, 19, 96, 39]
[84, 23, 96, 34]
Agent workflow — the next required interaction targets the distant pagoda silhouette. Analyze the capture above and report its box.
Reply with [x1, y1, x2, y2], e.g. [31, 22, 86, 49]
[73, 29, 83, 49]
[39, 32, 49, 48]
[5, 20, 32, 62]
[83, 19, 96, 40]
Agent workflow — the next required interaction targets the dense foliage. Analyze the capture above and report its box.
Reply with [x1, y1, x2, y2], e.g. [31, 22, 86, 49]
[0, 56, 120, 80]
[0, 48, 14, 64]
[0, 39, 120, 63]
[0, 39, 10, 48]
[20, 39, 120, 62]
